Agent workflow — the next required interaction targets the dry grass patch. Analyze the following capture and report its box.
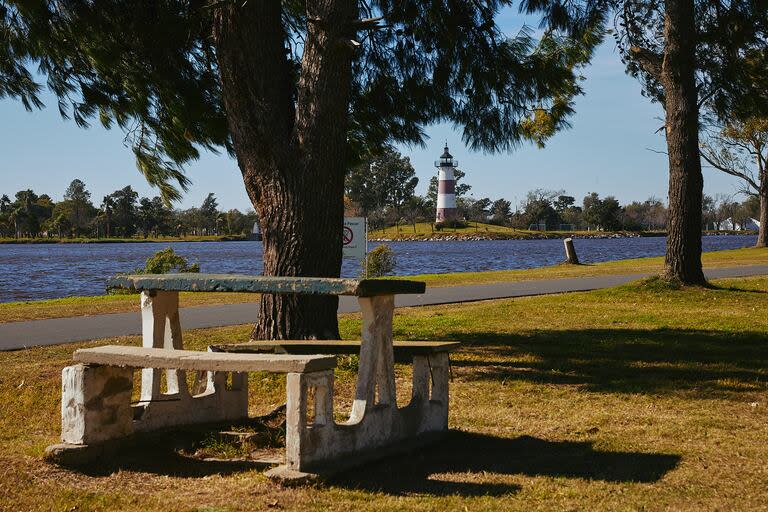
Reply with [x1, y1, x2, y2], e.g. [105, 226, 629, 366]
[0, 276, 767, 510]
[0, 292, 257, 323]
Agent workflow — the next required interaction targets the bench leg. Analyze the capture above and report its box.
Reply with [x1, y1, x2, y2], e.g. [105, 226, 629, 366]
[61, 364, 134, 445]
[412, 355, 431, 405]
[412, 352, 450, 432]
[285, 370, 334, 471]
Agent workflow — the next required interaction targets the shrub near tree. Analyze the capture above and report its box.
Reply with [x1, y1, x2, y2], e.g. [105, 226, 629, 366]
[364, 244, 396, 278]
[111, 248, 200, 295]
[141, 248, 200, 274]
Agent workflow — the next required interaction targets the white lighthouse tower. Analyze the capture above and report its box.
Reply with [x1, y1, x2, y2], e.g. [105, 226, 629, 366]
[435, 144, 458, 223]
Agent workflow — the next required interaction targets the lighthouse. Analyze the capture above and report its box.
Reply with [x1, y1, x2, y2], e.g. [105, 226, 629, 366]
[435, 144, 459, 223]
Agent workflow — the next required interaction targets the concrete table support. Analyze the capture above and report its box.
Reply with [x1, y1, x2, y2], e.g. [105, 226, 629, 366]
[267, 294, 452, 481]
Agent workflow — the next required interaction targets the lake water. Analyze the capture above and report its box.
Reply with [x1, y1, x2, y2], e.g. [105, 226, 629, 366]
[0, 234, 759, 303]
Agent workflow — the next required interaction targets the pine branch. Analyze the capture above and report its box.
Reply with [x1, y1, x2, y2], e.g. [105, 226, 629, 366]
[629, 46, 663, 81]
[349, 17, 389, 31]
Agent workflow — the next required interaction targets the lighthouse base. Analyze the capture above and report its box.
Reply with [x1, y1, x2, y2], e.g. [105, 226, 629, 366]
[436, 208, 458, 223]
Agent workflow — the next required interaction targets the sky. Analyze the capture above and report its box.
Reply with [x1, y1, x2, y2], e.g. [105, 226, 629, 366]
[0, 11, 747, 212]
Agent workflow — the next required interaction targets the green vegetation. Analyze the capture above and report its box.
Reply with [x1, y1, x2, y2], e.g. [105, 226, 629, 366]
[2, 247, 765, 323]
[136, 247, 200, 275]
[364, 244, 396, 278]
[0, 181, 258, 241]
[369, 220, 666, 239]
[1, 276, 767, 510]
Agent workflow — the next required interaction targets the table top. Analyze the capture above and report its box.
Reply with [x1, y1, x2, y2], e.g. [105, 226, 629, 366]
[107, 273, 426, 297]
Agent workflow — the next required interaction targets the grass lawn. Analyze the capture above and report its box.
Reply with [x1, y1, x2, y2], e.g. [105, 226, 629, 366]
[1, 276, 766, 510]
[372, 221, 525, 236]
[0, 292, 258, 324]
[2, 246, 766, 323]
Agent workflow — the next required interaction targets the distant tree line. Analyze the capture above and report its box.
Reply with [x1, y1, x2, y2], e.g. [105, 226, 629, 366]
[345, 149, 759, 233]
[0, 180, 258, 239]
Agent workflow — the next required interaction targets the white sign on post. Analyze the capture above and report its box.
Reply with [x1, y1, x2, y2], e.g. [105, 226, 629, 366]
[342, 217, 367, 261]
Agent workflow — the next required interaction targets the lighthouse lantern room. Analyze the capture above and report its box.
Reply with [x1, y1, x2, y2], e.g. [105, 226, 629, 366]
[435, 144, 459, 223]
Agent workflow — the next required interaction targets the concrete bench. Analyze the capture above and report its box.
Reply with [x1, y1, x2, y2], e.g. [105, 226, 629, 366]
[211, 340, 460, 361]
[211, 340, 459, 480]
[48, 273, 454, 482]
[51, 346, 335, 451]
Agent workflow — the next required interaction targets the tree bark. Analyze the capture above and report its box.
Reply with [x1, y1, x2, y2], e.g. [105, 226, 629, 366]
[661, 0, 707, 284]
[758, 171, 768, 247]
[213, 0, 356, 339]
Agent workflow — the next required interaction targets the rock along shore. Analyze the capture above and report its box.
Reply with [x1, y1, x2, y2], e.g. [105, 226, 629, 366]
[369, 230, 753, 242]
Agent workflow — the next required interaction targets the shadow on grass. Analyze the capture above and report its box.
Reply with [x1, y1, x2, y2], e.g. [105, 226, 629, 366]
[74, 449, 272, 478]
[69, 428, 279, 478]
[333, 430, 680, 496]
[707, 283, 768, 294]
[442, 328, 768, 395]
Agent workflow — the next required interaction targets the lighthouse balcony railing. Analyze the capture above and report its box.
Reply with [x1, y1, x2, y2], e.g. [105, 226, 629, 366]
[434, 159, 458, 167]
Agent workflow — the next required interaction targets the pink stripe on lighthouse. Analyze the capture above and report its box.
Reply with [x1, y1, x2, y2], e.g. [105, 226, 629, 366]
[438, 180, 455, 194]
[435, 144, 458, 223]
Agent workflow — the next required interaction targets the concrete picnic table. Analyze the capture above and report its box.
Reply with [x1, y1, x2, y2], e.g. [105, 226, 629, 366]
[49, 273, 459, 482]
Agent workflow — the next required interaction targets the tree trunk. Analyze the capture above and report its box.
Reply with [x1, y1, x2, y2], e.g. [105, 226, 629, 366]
[213, 0, 356, 339]
[661, 0, 706, 284]
[757, 172, 768, 247]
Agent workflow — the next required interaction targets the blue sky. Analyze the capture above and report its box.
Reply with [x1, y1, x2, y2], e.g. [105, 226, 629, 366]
[0, 12, 745, 212]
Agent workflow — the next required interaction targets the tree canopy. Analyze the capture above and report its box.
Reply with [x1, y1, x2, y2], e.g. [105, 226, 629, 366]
[5, 0, 602, 202]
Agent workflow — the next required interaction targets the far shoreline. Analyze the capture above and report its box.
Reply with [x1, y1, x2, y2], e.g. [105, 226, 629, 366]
[0, 230, 757, 244]
[0, 235, 254, 245]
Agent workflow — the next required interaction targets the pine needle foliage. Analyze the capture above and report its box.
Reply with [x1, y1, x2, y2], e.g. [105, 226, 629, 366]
[5, 0, 604, 202]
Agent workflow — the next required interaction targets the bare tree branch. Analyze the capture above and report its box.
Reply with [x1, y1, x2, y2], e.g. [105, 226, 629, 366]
[700, 149, 760, 191]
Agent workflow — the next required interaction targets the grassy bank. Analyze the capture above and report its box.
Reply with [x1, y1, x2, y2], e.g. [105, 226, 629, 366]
[2, 246, 765, 323]
[0, 234, 250, 244]
[369, 221, 658, 240]
[1, 276, 766, 510]
[369, 221, 755, 240]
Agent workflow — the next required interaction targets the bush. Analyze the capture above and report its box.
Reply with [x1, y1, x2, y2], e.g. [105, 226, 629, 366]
[364, 244, 396, 278]
[142, 247, 200, 274]
[109, 248, 200, 294]
[435, 219, 468, 230]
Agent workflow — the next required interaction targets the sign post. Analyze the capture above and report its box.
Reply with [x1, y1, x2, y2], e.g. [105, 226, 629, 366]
[343, 217, 367, 272]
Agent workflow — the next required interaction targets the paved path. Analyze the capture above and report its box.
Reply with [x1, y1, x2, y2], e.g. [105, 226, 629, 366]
[2, 265, 767, 351]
